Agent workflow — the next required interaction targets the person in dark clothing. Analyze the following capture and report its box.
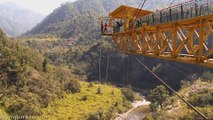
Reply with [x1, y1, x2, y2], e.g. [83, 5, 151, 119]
[136, 19, 141, 28]
[101, 21, 104, 33]
[104, 23, 108, 33]
[116, 21, 121, 32]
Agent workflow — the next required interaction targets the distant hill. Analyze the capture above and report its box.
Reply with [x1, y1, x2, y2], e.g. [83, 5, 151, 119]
[25, 0, 138, 38]
[0, 16, 24, 36]
[0, 2, 44, 36]
[26, 0, 186, 39]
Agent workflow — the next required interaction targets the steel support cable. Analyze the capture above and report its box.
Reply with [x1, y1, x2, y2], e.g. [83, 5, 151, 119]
[135, 57, 208, 120]
[129, 0, 147, 29]
[135, 0, 147, 18]
[129, 0, 144, 29]
[132, 0, 145, 19]
[169, 0, 176, 7]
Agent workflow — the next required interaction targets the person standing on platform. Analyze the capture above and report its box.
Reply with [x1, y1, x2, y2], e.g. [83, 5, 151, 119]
[101, 21, 104, 33]
[104, 23, 108, 33]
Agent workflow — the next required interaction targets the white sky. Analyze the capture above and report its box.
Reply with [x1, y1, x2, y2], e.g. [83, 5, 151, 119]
[0, 0, 77, 15]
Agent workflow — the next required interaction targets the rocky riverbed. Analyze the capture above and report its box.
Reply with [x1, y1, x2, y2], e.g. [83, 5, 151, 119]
[115, 99, 151, 120]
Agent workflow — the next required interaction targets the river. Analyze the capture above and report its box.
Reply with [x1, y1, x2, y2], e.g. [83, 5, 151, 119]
[115, 99, 151, 120]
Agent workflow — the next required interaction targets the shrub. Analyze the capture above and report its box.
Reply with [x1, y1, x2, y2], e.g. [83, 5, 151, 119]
[87, 107, 117, 120]
[81, 95, 88, 101]
[64, 79, 81, 94]
[88, 82, 93, 88]
[87, 109, 105, 120]
[149, 102, 158, 112]
[201, 71, 213, 82]
[121, 87, 135, 102]
[96, 87, 102, 94]
[7, 99, 41, 116]
[105, 106, 117, 120]
[111, 90, 115, 95]
[114, 102, 118, 107]
[188, 89, 213, 107]
[93, 81, 101, 84]
[180, 80, 191, 88]
[180, 108, 213, 120]
[147, 85, 169, 109]
[144, 114, 155, 120]
[87, 113, 99, 120]
[39, 90, 52, 107]
[42, 59, 48, 72]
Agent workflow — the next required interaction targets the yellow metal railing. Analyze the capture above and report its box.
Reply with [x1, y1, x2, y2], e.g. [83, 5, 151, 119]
[140, 0, 213, 26]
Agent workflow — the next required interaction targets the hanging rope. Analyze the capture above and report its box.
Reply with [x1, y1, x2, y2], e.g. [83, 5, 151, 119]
[132, 0, 145, 19]
[135, 57, 208, 120]
[129, 0, 147, 29]
[135, 0, 147, 19]
[169, 0, 176, 7]
[128, 0, 144, 29]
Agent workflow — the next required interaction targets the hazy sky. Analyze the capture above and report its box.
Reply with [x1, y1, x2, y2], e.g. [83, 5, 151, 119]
[0, 0, 77, 15]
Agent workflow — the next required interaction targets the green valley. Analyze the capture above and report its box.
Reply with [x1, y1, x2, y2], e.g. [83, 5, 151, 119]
[42, 82, 132, 120]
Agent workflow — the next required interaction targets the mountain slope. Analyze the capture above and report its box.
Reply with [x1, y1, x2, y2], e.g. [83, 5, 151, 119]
[24, 0, 191, 87]
[25, 0, 138, 38]
[0, 2, 44, 36]
[0, 16, 24, 36]
[26, 0, 186, 38]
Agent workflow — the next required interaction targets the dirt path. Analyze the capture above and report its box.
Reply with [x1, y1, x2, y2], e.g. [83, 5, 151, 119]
[115, 99, 150, 120]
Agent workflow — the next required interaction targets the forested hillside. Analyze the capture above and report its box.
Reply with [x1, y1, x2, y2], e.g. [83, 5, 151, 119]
[0, 28, 61, 117]
[0, 27, 139, 119]
[26, 0, 186, 38]
[25, 0, 139, 38]
[23, 0, 209, 90]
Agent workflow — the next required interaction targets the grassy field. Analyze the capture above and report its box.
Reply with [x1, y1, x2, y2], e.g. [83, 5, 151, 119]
[41, 82, 132, 120]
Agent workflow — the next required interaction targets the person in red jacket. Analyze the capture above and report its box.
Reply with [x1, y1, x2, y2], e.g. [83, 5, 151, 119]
[101, 21, 104, 33]
[104, 23, 108, 33]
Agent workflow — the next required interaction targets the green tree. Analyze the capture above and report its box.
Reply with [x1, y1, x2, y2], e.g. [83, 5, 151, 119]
[121, 87, 135, 102]
[7, 99, 41, 116]
[0, 33, 28, 100]
[188, 89, 213, 107]
[149, 102, 158, 112]
[0, 28, 8, 45]
[64, 79, 81, 94]
[147, 85, 169, 109]
[201, 71, 213, 82]
[42, 59, 47, 72]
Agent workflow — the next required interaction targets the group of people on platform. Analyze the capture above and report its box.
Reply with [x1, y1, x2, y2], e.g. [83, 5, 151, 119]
[100, 19, 143, 34]
[101, 21, 108, 33]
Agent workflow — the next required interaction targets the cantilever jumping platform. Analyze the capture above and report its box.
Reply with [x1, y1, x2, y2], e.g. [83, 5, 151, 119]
[102, 0, 213, 68]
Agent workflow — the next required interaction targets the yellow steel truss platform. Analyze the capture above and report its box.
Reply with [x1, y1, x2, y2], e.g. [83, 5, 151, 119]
[103, 1, 213, 68]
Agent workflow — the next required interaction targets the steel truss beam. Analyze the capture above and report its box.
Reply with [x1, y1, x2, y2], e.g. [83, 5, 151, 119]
[112, 14, 213, 67]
